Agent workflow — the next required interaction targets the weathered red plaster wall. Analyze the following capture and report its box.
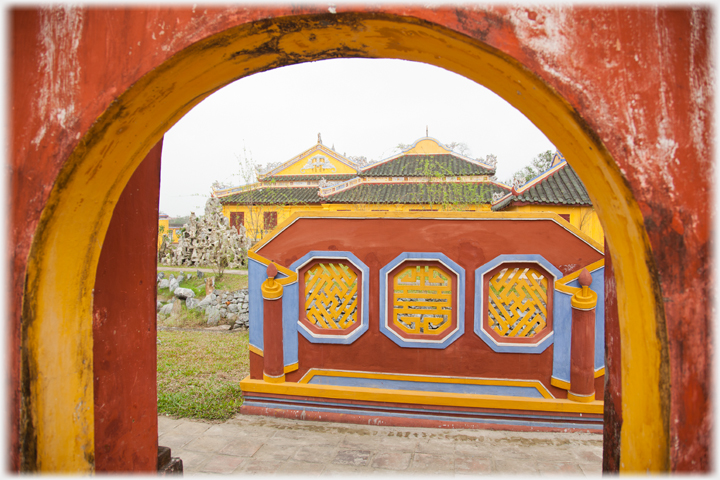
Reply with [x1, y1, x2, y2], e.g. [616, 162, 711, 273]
[603, 250, 622, 472]
[8, 5, 711, 472]
[256, 217, 603, 398]
[92, 140, 162, 472]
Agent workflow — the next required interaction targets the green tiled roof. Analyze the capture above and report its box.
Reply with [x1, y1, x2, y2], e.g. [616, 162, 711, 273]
[324, 182, 509, 204]
[492, 162, 592, 211]
[361, 155, 494, 177]
[262, 174, 357, 182]
[218, 187, 322, 205]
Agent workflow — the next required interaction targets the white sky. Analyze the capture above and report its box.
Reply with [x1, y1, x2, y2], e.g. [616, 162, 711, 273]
[160, 58, 556, 217]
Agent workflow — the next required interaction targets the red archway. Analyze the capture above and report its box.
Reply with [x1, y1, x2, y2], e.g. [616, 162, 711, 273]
[9, 6, 711, 473]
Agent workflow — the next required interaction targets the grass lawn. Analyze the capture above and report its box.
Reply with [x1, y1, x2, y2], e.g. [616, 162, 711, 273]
[157, 330, 250, 421]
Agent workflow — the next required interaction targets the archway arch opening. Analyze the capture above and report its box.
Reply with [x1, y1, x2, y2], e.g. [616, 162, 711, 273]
[21, 12, 667, 472]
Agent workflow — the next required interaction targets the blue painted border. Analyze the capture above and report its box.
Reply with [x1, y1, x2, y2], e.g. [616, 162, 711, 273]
[551, 267, 606, 384]
[289, 251, 370, 345]
[248, 258, 298, 369]
[474, 255, 562, 354]
[248, 258, 267, 352]
[308, 375, 545, 398]
[379, 252, 465, 349]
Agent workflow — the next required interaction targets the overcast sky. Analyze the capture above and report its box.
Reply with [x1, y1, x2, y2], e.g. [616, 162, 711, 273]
[160, 58, 556, 217]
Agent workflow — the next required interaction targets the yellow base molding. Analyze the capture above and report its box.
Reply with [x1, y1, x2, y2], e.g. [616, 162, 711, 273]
[241, 377, 603, 414]
[249, 344, 263, 357]
[568, 391, 596, 403]
[551, 377, 571, 390]
[552, 370, 605, 392]
[263, 373, 286, 384]
[284, 363, 299, 374]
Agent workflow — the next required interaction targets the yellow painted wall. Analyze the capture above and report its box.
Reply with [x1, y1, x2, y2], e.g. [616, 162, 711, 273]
[222, 203, 327, 243]
[404, 138, 452, 155]
[163, 202, 601, 249]
[502, 204, 604, 246]
[157, 218, 169, 247]
[273, 148, 357, 177]
[221, 202, 498, 245]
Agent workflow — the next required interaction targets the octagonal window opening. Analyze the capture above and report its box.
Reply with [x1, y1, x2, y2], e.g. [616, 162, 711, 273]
[379, 253, 465, 349]
[299, 258, 363, 338]
[389, 261, 457, 341]
[483, 262, 554, 346]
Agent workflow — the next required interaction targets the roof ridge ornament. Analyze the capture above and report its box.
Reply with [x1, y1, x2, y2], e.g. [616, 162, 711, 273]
[318, 132, 322, 144]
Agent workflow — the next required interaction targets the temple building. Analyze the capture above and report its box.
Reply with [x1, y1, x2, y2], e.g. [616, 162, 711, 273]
[214, 136, 505, 241]
[491, 151, 605, 243]
[211, 136, 604, 245]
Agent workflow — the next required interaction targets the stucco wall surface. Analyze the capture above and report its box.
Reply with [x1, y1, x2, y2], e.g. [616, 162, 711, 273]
[92, 140, 162, 472]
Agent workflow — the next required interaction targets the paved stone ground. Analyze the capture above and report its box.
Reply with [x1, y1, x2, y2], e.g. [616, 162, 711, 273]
[158, 414, 603, 476]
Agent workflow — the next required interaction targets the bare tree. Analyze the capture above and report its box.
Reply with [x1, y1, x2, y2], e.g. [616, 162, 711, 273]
[445, 141, 471, 156]
[348, 155, 369, 167]
[505, 150, 553, 186]
[233, 147, 300, 244]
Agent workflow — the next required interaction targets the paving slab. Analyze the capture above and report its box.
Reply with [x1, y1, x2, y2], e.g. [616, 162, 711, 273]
[371, 451, 412, 470]
[204, 423, 254, 437]
[292, 445, 340, 464]
[454, 456, 494, 475]
[579, 462, 603, 476]
[218, 437, 265, 457]
[253, 444, 300, 462]
[170, 449, 210, 471]
[157, 431, 199, 451]
[159, 414, 603, 475]
[333, 449, 373, 466]
[537, 461, 586, 475]
[157, 415, 184, 435]
[198, 454, 246, 474]
[237, 459, 283, 475]
[320, 464, 375, 476]
[495, 459, 541, 475]
[172, 419, 213, 436]
[408, 452, 456, 474]
[276, 460, 327, 475]
[183, 435, 234, 454]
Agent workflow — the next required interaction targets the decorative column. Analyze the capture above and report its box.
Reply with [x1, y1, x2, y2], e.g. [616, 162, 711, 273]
[261, 262, 285, 383]
[569, 268, 598, 402]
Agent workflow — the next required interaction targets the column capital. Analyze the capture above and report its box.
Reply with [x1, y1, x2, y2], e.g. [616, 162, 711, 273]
[261, 262, 283, 300]
[571, 268, 598, 310]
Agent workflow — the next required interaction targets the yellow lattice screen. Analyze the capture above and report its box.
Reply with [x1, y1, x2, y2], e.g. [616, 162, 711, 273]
[393, 265, 452, 335]
[488, 266, 548, 337]
[305, 263, 358, 329]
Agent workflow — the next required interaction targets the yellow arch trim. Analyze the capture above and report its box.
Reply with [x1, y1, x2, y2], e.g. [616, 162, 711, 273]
[22, 13, 667, 472]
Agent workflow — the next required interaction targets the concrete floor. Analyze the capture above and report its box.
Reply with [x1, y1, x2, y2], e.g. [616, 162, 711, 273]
[158, 413, 603, 476]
